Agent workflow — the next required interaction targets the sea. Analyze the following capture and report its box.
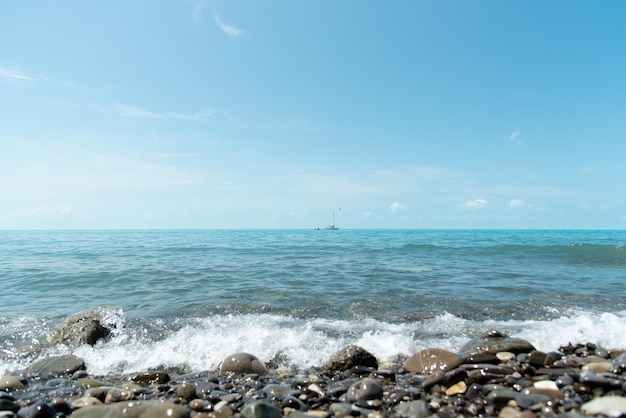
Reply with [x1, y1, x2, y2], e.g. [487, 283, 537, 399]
[1, 229, 625, 376]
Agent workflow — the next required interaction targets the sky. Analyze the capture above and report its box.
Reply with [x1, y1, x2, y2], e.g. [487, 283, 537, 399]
[1, 1, 625, 230]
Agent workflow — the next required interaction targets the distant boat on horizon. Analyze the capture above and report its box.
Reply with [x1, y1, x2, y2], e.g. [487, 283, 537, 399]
[324, 209, 340, 230]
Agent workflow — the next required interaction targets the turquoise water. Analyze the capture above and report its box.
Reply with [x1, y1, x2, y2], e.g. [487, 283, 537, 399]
[1, 229, 625, 374]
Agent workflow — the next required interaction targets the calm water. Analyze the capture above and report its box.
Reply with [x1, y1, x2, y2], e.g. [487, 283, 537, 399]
[1, 229, 625, 375]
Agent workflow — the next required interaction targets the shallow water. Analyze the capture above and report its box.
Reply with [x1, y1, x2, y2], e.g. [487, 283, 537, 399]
[1, 229, 625, 375]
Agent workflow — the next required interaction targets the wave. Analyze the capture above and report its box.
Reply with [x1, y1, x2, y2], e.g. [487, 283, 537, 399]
[2, 309, 626, 377]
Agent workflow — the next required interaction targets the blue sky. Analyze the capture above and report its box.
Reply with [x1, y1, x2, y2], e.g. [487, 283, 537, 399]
[1, 1, 625, 229]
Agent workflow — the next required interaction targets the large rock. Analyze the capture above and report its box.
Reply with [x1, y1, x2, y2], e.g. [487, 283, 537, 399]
[325, 345, 378, 372]
[71, 401, 191, 418]
[26, 354, 85, 375]
[218, 352, 267, 374]
[457, 330, 536, 361]
[403, 348, 461, 374]
[48, 306, 120, 347]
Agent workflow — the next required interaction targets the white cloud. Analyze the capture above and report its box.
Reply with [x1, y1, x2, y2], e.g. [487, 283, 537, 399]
[462, 199, 488, 209]
[214, 15, 244, 37]
[509, 199, 526, 208]
[509, 131, 524, 145]
[390, 201, 406, 213]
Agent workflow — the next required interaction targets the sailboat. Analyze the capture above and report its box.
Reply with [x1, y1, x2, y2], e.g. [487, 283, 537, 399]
[325, 209, 340, 230]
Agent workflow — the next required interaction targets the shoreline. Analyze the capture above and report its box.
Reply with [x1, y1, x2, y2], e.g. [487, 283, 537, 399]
[1, 331, 626, 417]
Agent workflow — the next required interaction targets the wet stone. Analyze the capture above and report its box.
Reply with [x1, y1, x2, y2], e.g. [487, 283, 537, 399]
[16, 401, 57, 418]
[219, 353, 267, 375]
[458, 331, 536, 360]
[403, 348, 461, 374]
[0, 376, 24, 391]
[281, 395, 307, 410]
[496, 352, 516, 362]
[324, 345, 378, 372]
[421, 371, 444, 392]
[582, 360, 613, 374]
[579, 370, 616, 387]
[176, 382, 196, 400]
[25, 355, 85, 375]
[0, 398, 20, 413]
[239, 400, 282, 418]
[555, 374, 574, 387]
[445, 381, 467, 396]
[47, 306, 117, 348]
[342, 378, 384, 402]
[188, 399, 210, 412]
[131, 371, 170, 385]
[527, 350, 548, 367]
[71, 400, 191, 418]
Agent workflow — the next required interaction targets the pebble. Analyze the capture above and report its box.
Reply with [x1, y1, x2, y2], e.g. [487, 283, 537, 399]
[218, 353, 268, 374]
[0, 376, 24, 391]
[1, 339, 625, 418]
[342, 377, 384, 402]
[71, 400, 191, 418]
[445, 381, 467, 396]
[403, 348, 461, 373]
[581, 396, 626, 417]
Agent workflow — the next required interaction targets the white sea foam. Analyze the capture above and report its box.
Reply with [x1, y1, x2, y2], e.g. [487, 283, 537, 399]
[3, 310, 626, 376]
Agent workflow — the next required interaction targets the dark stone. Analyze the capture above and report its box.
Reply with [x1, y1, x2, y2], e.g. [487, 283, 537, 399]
[325, 345, 378, 372]
[70, 401, 191, 418]
[464, 353, 499, 364]
[342, 378, 384, 402]
[176, 382, 196, 400]
[281, 395, 307, 411]
[26, 355, 85, 375]
[0, 398, 20, 412]
[239, 400, 282, 418]
[17, 401, 57, 418]
[527, 350, 548, 367]
[464, 383, 484, 400]
[47, 306, 119, 347]
[458, 331, 536, 360]
[443, 368, 468, 386]
[132, 371, 171, 385]
[218, 353, 267, 375]
[421, 371, 445, 392]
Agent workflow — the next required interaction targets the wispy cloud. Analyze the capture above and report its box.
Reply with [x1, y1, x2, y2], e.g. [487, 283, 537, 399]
[115, 104, 214, 120]
[214, 15, 244, 37]
[0, 67, 33, 82]
[462, 198, 488, 209]
[509, 131, 524, 145]
[509, 199, 526, 208]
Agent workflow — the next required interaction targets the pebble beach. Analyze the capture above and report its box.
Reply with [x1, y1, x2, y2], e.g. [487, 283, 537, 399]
[1, 310, 626, 418]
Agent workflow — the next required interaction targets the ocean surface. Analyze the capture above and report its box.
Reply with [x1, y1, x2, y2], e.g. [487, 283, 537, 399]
[1, 229, 625, 376]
